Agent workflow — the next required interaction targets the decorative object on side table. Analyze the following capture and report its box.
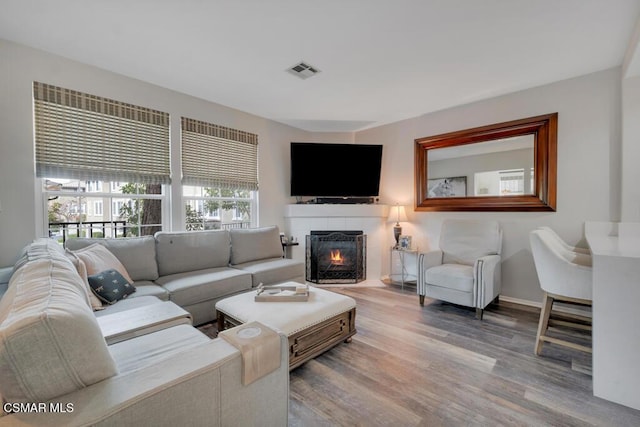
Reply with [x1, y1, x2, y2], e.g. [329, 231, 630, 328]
[388, 203, 408, 249]
[399, 235, 412, 250]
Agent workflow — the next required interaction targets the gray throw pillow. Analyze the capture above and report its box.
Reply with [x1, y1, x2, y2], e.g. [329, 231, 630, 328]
[87, 269, 136, 304]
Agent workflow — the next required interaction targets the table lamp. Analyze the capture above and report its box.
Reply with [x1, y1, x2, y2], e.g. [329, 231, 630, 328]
[388, 204, 407, 249]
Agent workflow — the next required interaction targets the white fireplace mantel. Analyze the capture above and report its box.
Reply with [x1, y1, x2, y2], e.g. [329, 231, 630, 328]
[284, 203, 389, 218]
[284, 204, 390, 281]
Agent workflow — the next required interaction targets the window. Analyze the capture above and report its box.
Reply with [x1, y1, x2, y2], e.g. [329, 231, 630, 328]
[499, 169, 525, 195]
[87, 181, 102, 192]
[183, 186, 253, 231]
[45, 179, 164, 243]
[112, 200, 126, 218]
[34, 83, 170, 241]
[93, 200, 103, 216]
[181, 117, 258, 231]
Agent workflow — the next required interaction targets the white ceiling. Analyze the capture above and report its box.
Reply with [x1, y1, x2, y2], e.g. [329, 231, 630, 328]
[1, 1, 640, 133]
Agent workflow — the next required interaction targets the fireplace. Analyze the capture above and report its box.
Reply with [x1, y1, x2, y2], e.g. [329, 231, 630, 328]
[306, 230, 366, 284]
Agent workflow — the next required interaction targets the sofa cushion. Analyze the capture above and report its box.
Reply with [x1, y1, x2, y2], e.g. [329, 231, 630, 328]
[155, 267, 252, 307]
[155, 230, 231, 276]
[88, 269, 136, 304]
[230, 226, 283, 265]
[65, 236, 159, 281]
[0, 256, 117, 402]
[130, 280, 170, 301]
[232, 257, 304, 287]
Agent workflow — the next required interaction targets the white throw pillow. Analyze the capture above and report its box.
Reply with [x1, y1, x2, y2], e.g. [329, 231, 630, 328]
[68, 244, 134, 309]
[65, 249, 104, 311]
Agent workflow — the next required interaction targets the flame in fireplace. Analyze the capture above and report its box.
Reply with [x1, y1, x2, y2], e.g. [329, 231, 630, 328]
[330, 250, 345, 265]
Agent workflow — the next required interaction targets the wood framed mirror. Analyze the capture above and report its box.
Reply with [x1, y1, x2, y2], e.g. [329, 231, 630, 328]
[415, 113, 557, 211]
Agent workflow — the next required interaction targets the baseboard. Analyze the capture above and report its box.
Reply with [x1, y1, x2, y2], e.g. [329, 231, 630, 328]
[500, 295, 592, 318]
[499, 295, 540, 308]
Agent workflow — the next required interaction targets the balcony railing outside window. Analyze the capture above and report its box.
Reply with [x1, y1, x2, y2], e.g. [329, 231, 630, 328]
[48, 220, 251, 244]
[48, 221, 128, 244]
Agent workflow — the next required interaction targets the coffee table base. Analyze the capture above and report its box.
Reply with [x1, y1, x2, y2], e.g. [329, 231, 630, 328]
[217, 307, 356, 370]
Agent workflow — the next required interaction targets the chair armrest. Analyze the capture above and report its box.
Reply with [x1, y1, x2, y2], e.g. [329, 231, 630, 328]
[474, 254, 502, 309]
[0, 335, 289, 427]
[418, 250, 443, 270]
[417, 250, 443, 296]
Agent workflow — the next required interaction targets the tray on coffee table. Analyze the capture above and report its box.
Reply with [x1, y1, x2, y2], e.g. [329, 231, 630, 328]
[254, 283, 309, 302]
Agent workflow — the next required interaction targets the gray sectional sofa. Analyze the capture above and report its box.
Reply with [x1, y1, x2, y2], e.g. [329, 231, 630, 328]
[0, 237, 289, 426]
[0, 225, 302, 425]
[64, 225, 304, 325]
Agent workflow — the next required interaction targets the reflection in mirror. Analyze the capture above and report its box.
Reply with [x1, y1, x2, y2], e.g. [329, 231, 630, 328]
[415, 113, 557, 212]
[427, 135, 535, 198]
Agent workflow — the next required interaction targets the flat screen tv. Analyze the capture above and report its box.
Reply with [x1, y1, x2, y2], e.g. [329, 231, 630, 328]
[290, 142, 383, 198]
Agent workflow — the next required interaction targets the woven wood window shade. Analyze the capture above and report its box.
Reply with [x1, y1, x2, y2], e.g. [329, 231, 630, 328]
[33, 82, 170, 184]
[181, 117, 258, 190]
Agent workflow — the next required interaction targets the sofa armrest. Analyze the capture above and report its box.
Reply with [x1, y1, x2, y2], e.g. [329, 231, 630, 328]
[417, 250, 443, 296]
[0, 267, 12, 299]
[474, 254, 502, 309]
[0, 267, 12, 286]
[0, 335, 289, 427]
[97, 301, 192, 344]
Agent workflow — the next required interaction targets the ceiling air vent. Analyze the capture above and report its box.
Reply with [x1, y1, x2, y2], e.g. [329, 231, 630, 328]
[286, 62, 320, 80]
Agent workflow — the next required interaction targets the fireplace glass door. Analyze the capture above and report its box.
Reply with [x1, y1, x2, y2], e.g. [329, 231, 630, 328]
[306, 231, 366, 284]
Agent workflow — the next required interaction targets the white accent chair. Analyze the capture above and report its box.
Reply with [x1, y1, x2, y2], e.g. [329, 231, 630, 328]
[417, 220, 502, 319]
[537, 226, 591, 256]
[529, 228, 592, 355]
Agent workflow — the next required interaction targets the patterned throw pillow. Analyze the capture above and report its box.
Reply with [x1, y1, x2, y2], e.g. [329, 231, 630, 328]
[87, 269, 136, 304]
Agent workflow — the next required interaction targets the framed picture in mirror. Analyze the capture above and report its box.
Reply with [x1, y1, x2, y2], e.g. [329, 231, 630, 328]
[427, 176, 466, 198]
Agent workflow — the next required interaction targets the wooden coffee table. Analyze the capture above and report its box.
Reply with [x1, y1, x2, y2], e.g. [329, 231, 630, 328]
[215, 283, 356, 370]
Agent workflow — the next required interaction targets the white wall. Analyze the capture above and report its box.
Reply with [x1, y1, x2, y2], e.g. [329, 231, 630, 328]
[355, 68, 622, 303]
[0, 39, 313, 266]
[622, 74, 640, 221]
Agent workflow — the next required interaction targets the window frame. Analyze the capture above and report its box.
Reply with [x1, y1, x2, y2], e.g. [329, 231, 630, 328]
[43, 178, 168, 241]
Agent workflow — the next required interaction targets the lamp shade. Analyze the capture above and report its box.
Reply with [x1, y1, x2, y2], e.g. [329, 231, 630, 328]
[387, 204, 408, 224]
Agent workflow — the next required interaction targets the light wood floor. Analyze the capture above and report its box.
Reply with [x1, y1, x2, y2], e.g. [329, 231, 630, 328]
[285, 284, 640, 427]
